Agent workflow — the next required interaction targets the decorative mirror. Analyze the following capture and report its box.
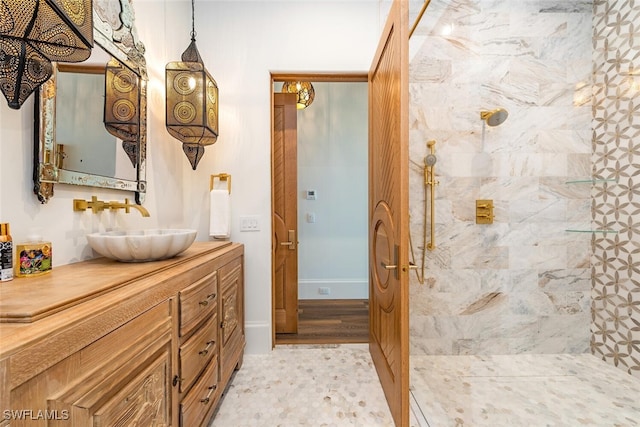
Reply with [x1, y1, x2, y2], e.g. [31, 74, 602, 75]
[34, 0, 148, 204]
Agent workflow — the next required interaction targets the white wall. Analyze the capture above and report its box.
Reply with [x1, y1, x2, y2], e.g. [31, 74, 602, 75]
[0, 0, 382, 354]
[296, 82, 369, 300]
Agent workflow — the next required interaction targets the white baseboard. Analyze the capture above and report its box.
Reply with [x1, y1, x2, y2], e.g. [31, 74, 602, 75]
[298, 279, 368, 300]
[244, 321, 272, 354]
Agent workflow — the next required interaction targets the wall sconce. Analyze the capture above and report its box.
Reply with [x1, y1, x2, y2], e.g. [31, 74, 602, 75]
[0, 0, 94, 109]
[104, 58, 140, 168]
[165, 0, 218, 170]
[282, 81, 315, 109]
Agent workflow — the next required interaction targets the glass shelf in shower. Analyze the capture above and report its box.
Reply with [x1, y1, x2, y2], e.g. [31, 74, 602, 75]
[565, 229, 618, 234]
[564, 178, 618, 184]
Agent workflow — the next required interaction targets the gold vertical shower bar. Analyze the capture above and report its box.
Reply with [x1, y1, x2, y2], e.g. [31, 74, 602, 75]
[409, 139, 438, 284]
[425, 140, 438, 250]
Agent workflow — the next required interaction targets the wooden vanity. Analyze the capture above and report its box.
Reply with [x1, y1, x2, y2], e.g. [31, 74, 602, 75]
[0, 241, 244, 427]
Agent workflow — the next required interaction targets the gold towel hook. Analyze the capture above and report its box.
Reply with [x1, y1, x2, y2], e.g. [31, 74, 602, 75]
[210, 173, 231, 194]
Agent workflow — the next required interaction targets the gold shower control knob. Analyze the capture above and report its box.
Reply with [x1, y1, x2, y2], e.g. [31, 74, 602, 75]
[476, 199, 494, 224]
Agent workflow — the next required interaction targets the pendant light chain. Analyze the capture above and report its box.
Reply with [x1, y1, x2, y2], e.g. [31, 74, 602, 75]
[190, 0, 197, 42]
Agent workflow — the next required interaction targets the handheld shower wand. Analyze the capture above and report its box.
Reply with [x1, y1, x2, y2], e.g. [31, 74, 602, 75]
[410, 139, 440, 285]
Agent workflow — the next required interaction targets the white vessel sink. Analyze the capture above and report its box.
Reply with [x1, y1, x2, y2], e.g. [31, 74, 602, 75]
[86, 229, 197, 262]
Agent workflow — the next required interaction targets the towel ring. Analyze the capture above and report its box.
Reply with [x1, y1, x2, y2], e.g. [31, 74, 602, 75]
[210, 173, 231, 194]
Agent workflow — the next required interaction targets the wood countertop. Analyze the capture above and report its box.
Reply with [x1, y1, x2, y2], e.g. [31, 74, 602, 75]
[0, 241, 232, 324]
[0, 241, 242, 362]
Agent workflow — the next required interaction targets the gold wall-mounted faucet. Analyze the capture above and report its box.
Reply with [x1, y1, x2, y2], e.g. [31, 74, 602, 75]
[73, 196, 150, 217]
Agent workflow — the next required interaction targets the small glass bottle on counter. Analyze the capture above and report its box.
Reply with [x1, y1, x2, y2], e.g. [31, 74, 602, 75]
[0, 223, 14, 282]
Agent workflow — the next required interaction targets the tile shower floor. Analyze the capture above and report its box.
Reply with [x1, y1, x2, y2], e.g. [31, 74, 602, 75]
[210, 345, 640, 426]
[410, 354, 640, 427]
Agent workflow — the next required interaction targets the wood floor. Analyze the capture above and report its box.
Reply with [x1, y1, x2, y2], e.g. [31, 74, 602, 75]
[275, 299, 369, 345]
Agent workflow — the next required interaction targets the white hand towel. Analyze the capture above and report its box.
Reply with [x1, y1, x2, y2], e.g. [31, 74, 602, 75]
[209, 189, 231, 239]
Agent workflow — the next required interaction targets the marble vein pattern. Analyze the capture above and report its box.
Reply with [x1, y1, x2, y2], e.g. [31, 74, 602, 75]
[411, 353, 640, 426]
[209, 345, 399, 426]
[408, 0, 593, 356]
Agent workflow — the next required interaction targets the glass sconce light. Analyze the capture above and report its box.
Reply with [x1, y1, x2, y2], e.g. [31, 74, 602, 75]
[165, 0, 218, 170]
[0, 0, 94, 109]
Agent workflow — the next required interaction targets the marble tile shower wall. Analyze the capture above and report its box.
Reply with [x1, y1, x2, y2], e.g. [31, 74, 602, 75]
[592, 0, 640, 376]
[409, 0, 593, 355]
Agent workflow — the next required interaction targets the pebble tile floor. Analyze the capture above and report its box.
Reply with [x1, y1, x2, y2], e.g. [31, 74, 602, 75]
[210, 344, 403, 426]
[210, 345, 640, 426]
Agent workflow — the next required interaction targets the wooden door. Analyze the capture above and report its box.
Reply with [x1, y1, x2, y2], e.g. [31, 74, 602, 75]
[368, 0, 409, 425]
[272, 92, 299, 334]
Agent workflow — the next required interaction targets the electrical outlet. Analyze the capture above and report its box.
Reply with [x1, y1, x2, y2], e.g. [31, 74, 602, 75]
[318, 287, 330, 295]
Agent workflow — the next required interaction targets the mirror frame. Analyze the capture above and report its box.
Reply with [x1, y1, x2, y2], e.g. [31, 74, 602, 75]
[34, 0, 148, 204]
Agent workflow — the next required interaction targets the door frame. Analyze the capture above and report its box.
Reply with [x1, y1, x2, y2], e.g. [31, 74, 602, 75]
[270, 72, 368, 347]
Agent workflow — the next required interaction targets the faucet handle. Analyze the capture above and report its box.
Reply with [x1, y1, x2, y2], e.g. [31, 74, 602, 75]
[123, 198, 131, 214]
[73, 197, 105, 213]
[89, 196, 106, 213]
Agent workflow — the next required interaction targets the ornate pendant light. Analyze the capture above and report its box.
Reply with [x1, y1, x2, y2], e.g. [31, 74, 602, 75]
[282, 81, 315, 109]
[0, 0, 94, 109]
[165, 0, 218, 170]
[104, 58, 140, 168]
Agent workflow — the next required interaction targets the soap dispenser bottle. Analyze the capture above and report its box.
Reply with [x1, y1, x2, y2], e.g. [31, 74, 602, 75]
[0, 223, 14, 282]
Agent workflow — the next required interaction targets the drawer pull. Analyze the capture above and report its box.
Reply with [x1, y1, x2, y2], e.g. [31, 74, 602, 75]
[199, 293, 217, 307]
[200, 384, 217, 404]
[199, 340, 215, 356]
[172, 375, 184, 387]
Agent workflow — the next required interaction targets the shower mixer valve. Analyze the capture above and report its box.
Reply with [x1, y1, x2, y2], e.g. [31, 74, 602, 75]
[476, 199, 494, 224]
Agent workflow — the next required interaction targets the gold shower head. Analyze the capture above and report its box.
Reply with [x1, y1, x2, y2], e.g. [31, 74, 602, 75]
[480, 108, 509, 127]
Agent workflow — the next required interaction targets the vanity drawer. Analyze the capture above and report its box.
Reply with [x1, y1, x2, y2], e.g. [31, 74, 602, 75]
[219, 257, 244, 386]
[179, 313, 218, 394]
[180, 355, 219, 427]
[179, 270, 217, 336]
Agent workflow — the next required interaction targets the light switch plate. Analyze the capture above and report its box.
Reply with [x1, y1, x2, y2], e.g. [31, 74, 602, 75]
[240, 215, 260, 231]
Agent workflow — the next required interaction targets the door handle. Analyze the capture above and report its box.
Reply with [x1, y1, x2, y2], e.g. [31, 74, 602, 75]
[379, 245, 401, 279]
[381, 262, 397, 270]
[380, 245, 400, 279]
[280, 229, 296, 250]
